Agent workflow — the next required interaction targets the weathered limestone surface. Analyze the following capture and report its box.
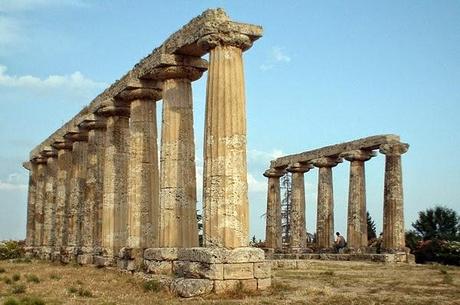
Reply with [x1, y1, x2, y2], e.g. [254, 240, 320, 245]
[33, 158, 47, 246]
[312, 157, 342, 248]
[263, 168, 285, 250]
[42, 151, 58, 247]
[24, 162, 37, 246]
[98, 103, 130, 257]
[341, 150, 376, 249]
[203, 41, 251, 248]
[380, 143, 409, 251]
[286, 163, 312, 249]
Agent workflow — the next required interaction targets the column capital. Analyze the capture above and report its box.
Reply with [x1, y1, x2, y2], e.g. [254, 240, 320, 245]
[31, 155, 48, 165]
[22, 161, 32, 171]
[379, 142, 409, 156]
[340, 149, 376, 162]
[311, 157, 343, 168]
[64, 129, 88, 143]
[263, 168, 285, 178]
[51, 138, 73, 151]
[144, 54, 208, 81]
[115, 79, 162, 102]
[95, 99, 130, 117]
[197, 32, 254, 51]
[78, 114, 106, 131]
[286, 162, 313, 173]
[41, 148, 58, 159]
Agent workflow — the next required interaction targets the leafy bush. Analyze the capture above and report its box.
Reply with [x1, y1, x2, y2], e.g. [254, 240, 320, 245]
[143, 279, 161, 292]
[0, 267, 6, 273]
[12, 273, 21, 282]
[413, 239, 460, 265]
[25, 274, 40, 283]
[3, 298, 19, 305]
[0, 241, 24, 260]
[10, 283, 26, 294]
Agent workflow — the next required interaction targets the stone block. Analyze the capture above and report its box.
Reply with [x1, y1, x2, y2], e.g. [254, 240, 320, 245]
[117, 259, 128, 269]
[77, 254, 93, 265]
[275, 260, 297, 269]
[177, 247, 265, 264]
[171, 278, 213, 298]
[296, 260, 313, 269]
[254, 262, 271, 279]
[173, 261, 223, 280]
[257, 277, 271, 290]
[146, 260, 173, 275]
[94, 256, 114, 267]
[144, 248, 179, 261]
[214, 279, 257, 293]
[223, 263, 254, 280]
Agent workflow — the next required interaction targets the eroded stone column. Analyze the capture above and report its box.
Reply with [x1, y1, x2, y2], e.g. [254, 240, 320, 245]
[64, 129, 88, 257]
[33, 156, 47, 247]
[341, 150, 376, 249]
[286, 163, 313, 250]
[263, 168, 285, 250]
[42, 149, 58, 250]
[200, 33, 255, 248]
[51, 139, 73, 252]
[78, 115, 106, 259]
[24, 161, 37, 247]
[380, 143, 409, 251]
[97, 101, 130, 257]
[311, 157, 342, 249]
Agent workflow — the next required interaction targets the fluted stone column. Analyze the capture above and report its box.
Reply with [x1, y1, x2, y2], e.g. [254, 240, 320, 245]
[341, 150, 376, 249]
[77, 116, 106, 260]
[97, 102, 130, 257]
[24, 161, 37, 247]
[263, 168, 285, 250]
[42, 149, 58, 250]
[200, 33, 256, 248]
[311, 157, 342, 249]
[286, 163, 313, 250]
[64, 130, 88, 256]
[51, 139, 73, 251]
[380, 143, 409, 251]
[33, 156, 47, 247]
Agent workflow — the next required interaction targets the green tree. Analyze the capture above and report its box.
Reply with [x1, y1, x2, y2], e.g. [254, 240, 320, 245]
[412, 206, 460, 241]
[367, 211, 377, 241]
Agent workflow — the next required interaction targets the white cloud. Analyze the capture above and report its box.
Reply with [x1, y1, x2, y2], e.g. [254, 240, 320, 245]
[248, 172, 266, 193]
[248, 148, 284, 164]
[0, 173, 28, 191]
[272, 47, 291, 63]
[259, 46, 291, 71]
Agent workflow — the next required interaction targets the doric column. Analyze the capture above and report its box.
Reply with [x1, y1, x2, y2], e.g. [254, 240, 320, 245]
[379, 142, 409, 251]
[96, 101, 130, 257]
[341, 150, 376, 249]
[23, 161, 37, 247]
[78, 115, 106, 256]
[263, 168, 285, 250]
[42, 149, 58, 248]
[51, 139, 73, 251]
[199, 33, 256, 248]
[286, 163, 313, 250]
[117, 84, 162, 250]
[33, 156, 47, 247]
[64, 128, 88, 254]
[311, 157, 342, 249]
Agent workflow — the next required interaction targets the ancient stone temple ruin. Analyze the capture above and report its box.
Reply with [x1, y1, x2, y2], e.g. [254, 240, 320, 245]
[22, 9, 271, 296]
[263, 135, 412, 264]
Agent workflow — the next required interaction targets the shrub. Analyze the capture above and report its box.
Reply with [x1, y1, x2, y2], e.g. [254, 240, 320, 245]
[67, 286, 78, 294]
[10, 283, 26, 294]
[26, 274, 40, 283]
[0, 267, 6, 273]
[77, 288, 93, 297]
[3, 298, 19, 305]
[12, 273, 21, 282]
[49, 273, 61, 280]
[3, 277, 13, 284]
[143, 279, 161, 292]
[19, 297, 46, 305]
[413, 240, 460, 265]
[0, 241, 24, 260]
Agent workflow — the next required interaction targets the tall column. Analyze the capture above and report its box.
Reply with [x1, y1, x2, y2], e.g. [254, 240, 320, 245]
[24, 161, 37, 247]
[79, 116, 106, 256]
[380, 143, 409, 251]
[286, 163, 313, 250]
[311, 157, 342, 249]
[263, 168, 285, 250]
[33, 156, 47, 247]
[341, 150, 376, 249]
[96, 101, 130, 257]
[64, 129, 88, 256]
[42, 149, 58, 249]
[51, 139, 73, 251]
[200, 33, 256, 248]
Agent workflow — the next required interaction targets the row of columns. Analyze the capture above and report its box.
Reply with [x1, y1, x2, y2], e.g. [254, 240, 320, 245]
[24, 34, 256, 258]
[264, 143, 409, 252]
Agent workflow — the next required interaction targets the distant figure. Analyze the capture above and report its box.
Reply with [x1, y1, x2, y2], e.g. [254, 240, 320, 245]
[376, 232, 383, 254]
[334, 232, 346, 253]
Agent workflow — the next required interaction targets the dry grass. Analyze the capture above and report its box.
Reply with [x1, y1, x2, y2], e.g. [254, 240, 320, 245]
[0, 259, 458, 305]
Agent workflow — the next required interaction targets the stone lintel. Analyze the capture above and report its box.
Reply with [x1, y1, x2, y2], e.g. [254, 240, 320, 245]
[263, 168, 285, 178]
[271, 134, 401, 168]
[340, 149, 376, 162]
[286, 162, 313, 173]
[311, 156, 343, 168]
[379, 142, 409, 156]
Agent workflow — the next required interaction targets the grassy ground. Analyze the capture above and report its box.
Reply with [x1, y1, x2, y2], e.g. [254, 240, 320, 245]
[0, 259, 459, 305]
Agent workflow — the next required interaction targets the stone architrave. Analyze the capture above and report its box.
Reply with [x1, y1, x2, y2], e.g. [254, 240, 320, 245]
[24, 161, 37, 247]
[78, 116, 106, 256]
[96, 101, 130, 257]
[340, 149, 376, 249]
[286, 162, 313, 250]
[42, 149, 58, 248]
[311, 157, 342, 249]
[64, 129, 89, 253]
[33, 156, 47, 247]
[152, 63, 206, 248]
[263, 168, 285, 250]
[51, 139, 73, 250]
[199, 32, 258, 248]
[379, 143, 409, 251]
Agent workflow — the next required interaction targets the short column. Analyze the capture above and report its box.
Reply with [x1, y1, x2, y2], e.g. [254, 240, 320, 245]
[379, 142, 409, 251]
[263, 168, 285, 250]
[42, 149, 58, 252]
[23, 161, 37, 247]
[311, 157, 342, 249]
[341, 150, 376, 249]
[286, 163, 313, 250]
[33, 156, 47, 247]
[96, 101, 130, 258]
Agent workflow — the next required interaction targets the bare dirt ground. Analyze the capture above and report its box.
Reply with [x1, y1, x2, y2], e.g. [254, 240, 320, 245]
[0, 259, 459, 305]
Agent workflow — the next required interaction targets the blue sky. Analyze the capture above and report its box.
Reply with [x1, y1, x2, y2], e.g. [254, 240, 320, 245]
[0, 0, 459, 241]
